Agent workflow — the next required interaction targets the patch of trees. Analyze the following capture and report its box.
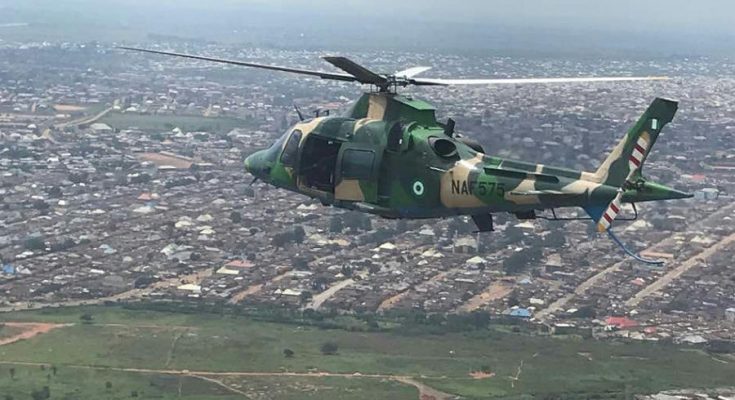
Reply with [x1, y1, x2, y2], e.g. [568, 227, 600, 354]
[542, 229, 567, 247]
[128, 172, 152, 185]
[299, 291, 312, 305]
[242, 187, 255, 198]
[68, 171, 89, 184]
[30, 386, 50, 400]
[503, 247, 543, 275]
[4, 146, 33, 159]
[119, 300, 537, 338]
[569, 305, 597, 319]
[445, 217, 475, 237]
[662, 293, 690, 313]
[24, 235, 46, 251]
[365, 227, 395, 244]
[46, 186, 62, 198]
[329, 215, 344, 233]
[320, 341, 339, 355]
[341, 212, 372, 232]
[707, 339, 735, 354]
[503, 225, 525, 245]
[291, 256, 311, 270]
[311, 275, 330, 292]
[49, 237, 76, 253]
[32, 199, 50, 212]
[272, 225, 306, 247]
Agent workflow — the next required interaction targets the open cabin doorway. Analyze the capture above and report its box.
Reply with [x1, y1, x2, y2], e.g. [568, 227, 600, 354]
[298, 134, 341, 194]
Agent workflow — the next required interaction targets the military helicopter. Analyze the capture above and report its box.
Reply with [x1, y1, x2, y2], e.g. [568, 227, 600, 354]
[120, 47, 691, 264]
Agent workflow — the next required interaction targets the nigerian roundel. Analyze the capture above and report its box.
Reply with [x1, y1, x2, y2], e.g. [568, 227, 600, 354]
[412, 180, 425, 196]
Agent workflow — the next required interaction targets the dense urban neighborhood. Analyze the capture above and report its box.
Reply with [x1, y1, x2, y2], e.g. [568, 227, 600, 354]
[1, 41, 734, 350]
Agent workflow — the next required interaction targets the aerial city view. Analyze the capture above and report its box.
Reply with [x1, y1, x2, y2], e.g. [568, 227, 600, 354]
[0, 1, 734, 399]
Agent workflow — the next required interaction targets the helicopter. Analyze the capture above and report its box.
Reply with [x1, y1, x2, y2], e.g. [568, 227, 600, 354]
[120, 47, 691, 264]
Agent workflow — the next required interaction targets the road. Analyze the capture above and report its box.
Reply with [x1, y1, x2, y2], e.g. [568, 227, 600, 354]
[53, 106, 113, 129]
[535, 201, 735, 321]
[305, 278, 354, 310]
[457, 281, 513, 313]
[626, 231, 735, 307]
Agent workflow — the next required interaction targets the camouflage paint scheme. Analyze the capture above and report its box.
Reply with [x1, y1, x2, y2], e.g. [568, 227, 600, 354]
[245, 93, 690, 225]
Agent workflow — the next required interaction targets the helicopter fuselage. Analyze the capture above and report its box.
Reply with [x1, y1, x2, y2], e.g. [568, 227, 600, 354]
[244, 93, 688, 221]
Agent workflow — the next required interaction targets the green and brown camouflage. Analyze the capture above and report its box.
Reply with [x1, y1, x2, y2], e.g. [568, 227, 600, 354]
[245, 92, 691, 228]
[121, 47, 686, 260]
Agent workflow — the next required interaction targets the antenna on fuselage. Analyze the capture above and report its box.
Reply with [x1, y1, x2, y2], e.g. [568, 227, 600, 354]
[444, 118, 456, 137]
[294, 104, 305, 122]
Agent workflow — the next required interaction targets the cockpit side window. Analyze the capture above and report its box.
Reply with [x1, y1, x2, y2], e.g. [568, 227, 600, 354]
[280, 129, 302, 167]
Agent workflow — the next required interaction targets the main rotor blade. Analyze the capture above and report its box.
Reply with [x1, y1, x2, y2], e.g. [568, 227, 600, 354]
[322, 56, 388, 85]
[395, 66, 432, 79]
[117, 47, 359, 82]
[412, 76, 668, 85]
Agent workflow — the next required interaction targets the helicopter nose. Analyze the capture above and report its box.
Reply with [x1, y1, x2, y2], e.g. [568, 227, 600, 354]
[244, 150, 270, 179]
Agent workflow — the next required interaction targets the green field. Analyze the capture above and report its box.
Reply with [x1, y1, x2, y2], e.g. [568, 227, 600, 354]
[0, 365, 413, 400]
[0, 364, 245, 400]
[98, 113, 255, 134]
[0, 306, 733, 399]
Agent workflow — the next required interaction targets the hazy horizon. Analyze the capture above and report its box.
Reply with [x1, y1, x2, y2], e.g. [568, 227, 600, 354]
[1, 0, 734, 57]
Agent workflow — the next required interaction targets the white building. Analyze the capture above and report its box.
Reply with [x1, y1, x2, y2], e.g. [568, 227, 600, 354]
[726, 307, 735, 323]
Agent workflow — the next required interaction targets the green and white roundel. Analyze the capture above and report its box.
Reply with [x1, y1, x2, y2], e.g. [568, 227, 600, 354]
[412, 180, 425, 196]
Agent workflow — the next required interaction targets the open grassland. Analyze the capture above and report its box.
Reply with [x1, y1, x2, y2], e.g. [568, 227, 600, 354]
[0, 364, 414, 400]
[0, 306, 733, 399]
[0, 364, 244, 400]
[0, 325, 26, 341]
[98, 112, 254, 133]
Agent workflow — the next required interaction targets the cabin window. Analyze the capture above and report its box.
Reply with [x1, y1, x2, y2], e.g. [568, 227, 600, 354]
[280, 129, 302, 167]
[342, 149, 375, 180]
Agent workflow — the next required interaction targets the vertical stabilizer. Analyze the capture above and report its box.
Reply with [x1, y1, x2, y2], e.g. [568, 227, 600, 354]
[592, 98, 678, 187]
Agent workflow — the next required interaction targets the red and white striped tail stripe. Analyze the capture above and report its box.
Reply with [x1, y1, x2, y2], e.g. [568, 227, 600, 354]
[597, 193, 623, 232]
[596, 126, 656, 232]
[628, 136, 649, 170]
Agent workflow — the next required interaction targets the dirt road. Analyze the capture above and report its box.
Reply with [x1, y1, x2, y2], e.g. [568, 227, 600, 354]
[626, 231, 735, 307]
[457, 281, 513, 313]
[305, 278, 354, 310]
[535, 202, 735, 321]
[0, 360, 456, 400]
[0, 322, 69, 346]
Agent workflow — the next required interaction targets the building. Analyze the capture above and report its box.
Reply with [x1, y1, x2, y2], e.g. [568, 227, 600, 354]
[605, 316, 638, 330]
[89, 123, 113, 134]
[509, 308, 532, 318]
[726, 308, 735, 323]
